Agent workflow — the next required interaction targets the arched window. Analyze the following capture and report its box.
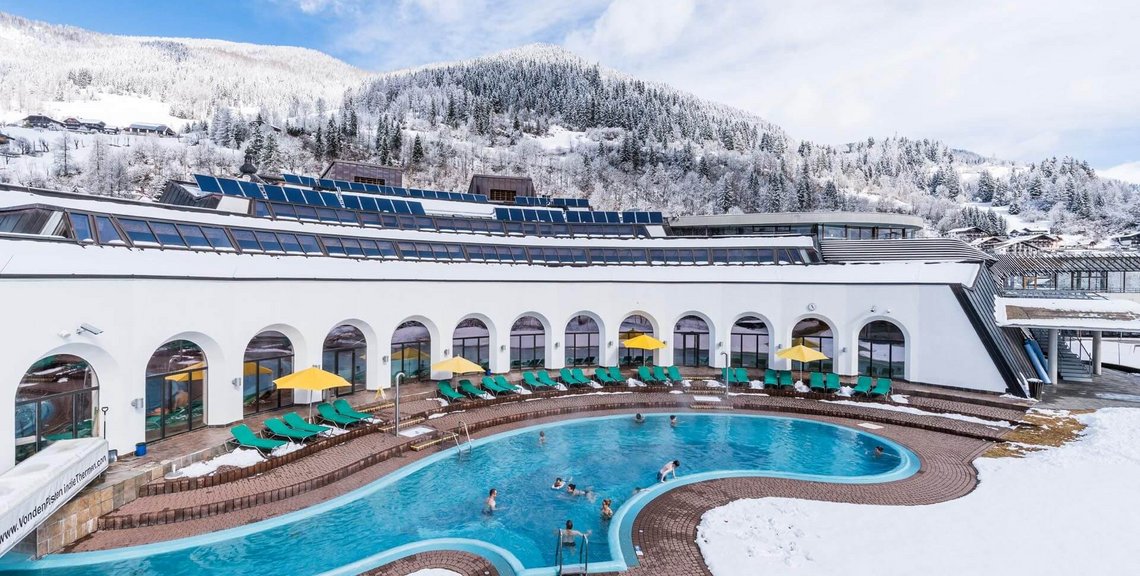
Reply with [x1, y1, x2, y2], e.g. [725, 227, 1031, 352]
[791, 318, 834, 373]
[392, 321, 431, 381]
[243, 331, 294, 415]
[16, 355, 98, 462]
[145, 340, 207, 442]
[731, 317, 769, 370]
[453, 318, 490, 369]
[673, 315, 710, 367]
[619, 314, 655, 366]
[323, 325, 367, 397]
[510, 316, 546, 370]
[858, 321, 906, 379]
[564, 315, 599, 366]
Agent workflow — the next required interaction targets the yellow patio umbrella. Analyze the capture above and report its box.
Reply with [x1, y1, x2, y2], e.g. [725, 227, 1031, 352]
[431, 356, 485, 375]
[165, 361, 271, 382]
[777, 344, 830, 383]
[273, 367, 353, 417]
[621, 334, 666, 350]
[390, 347, 429, 361]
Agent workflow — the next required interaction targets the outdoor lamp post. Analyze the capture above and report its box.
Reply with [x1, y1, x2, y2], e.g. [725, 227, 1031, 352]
[101, 406, 109, 439]
[393, 371, 405, 437]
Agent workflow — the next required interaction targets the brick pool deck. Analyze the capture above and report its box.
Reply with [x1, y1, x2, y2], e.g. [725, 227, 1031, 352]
[63, 385, 1019, 574]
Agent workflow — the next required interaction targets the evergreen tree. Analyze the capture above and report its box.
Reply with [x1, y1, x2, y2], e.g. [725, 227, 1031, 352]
[389, 127, 402, 161]
[411, 135, 425, 166]
[977, 170, 996, 202]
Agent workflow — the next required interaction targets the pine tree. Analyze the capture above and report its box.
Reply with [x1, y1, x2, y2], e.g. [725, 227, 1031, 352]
[411, 135, 425, 166]
[977, 170, 996, 202]
[313, 126, 325, 160]
[326, 116, 339, 160]
[822, 180, 840, 209]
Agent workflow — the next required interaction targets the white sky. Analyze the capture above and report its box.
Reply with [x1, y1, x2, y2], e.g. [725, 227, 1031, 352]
[291, 0, 1140, 171]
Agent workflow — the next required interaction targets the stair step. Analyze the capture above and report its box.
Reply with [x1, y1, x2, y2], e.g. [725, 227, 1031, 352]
[410, 437, 445, 451]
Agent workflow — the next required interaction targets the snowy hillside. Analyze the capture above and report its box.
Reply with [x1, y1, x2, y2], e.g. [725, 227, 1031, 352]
[1, 13, 1137, 238]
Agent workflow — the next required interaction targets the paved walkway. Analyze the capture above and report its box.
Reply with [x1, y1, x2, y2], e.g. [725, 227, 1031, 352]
[1038, 368, 1140, 410]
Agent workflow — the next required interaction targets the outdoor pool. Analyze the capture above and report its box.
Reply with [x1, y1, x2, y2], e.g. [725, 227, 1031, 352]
[0, 413, 919, 575]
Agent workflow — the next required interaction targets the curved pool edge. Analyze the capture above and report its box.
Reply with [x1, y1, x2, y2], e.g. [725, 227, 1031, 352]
[0, 412, 920, 574]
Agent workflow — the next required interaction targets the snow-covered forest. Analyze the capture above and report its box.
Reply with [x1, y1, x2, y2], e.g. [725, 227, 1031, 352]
[1, 13, 1137, 238]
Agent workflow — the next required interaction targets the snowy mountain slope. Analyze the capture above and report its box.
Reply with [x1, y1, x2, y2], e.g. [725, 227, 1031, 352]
[1, 13, 1136, 238]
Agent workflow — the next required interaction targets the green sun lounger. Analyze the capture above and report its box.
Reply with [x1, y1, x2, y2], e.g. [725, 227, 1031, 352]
[852, 376, 874, 396]
[809, 372, 826, 392]
[608, 366, 624, 382]
[668, 366, 685, 383]
[334, 398, 373, 420]
[494, 374, 523, 393]
[523, 371, 547, 389]
[483, 376, 517, 394]
[318, 402, 361, 426]
[595, 367, 616, 384]
[764, 369, 778, 387]
[537, 371, 559, 387]
[231, 424, 287, 453]
[283, 412, 330, 434]
[572, 368, 594, 385]
[638, 365, 658, 384]
[825, 373, 841, 392]
[870, 378, 893, 398]
[438, 381, 466, 401]
[652, 365, 670, 383]
[735, 368, 750, 384]
[560, 368, 587, 386]
[264, 418, 319, 441]
[723, 367, 738, 384]
[778, 371, 794, 389]
[459, 379, 490, 398]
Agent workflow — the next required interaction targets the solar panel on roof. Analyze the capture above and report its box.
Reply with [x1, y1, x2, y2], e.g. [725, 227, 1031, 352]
[301, 189, 325, 206]
[391, 187, 408, 197]
[194, 174, 223, 194]
[332, 181, 351, 190]
[218, 178, 243, 196]
[360, 196, 380, 212]
[341, 195, 362, 210]
[282, 174, 302, 184]
[264, 185, 288, 202]
[318, 179, 336, 190]
[238, 181, 264, 199]
[283, 187, 306, 204]
[649, 212, 663, 224]
[376, 198, 394, 212]
[475, 194, 488, 203]
[551, 211, 565, 223]
[349, 182, 366, 191]
[566, 211, 580, 223]
[409, 202, 426, 215]
[392, 200, 410, 214]
[319, 191, 340, 207]
[495, 208, 509, 219]
[364, 184, 381, 192]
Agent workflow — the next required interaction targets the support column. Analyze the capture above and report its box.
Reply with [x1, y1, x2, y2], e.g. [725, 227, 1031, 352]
[1048, 328, 1059, 384]
[1092, 331, 1103, 375]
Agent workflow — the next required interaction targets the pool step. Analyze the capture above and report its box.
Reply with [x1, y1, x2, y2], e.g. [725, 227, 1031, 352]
[409, 436, 445, 451]
[379, 416, 425, 433]
[689, 402, 734, 410]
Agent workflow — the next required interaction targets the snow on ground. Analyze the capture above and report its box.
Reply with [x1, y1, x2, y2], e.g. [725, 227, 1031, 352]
[821, 399, 1014, 428]
[5, 92, 196, 129]
[167, 448, 264, 479]
[525, 124, 592, 154]
[406, 570, 461, 576]
[1099, 160, 1140, 185]
[698, 408, 1140, 576]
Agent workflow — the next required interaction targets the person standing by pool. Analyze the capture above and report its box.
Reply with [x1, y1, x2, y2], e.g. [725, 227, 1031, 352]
[600, 498, 614, 520]
[539, 430, 546, 445]
[670, 415, 677, 427]
[657, 459, 680, 482]
[483, 488, 497, 514]
[560, 520, 589, 546]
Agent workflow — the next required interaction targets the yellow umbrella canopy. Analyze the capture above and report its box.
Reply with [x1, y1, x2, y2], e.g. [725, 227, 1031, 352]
[431, 356, 485, 374]
[776, 345, 830, 363]
[390, 346, 429, 361]
[272, 366, 351, 391]
[621, 334, 666, 350]
[165, 361, 271, 382]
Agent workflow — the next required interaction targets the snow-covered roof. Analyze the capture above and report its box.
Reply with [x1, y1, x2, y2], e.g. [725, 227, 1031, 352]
[948, 226, 984, 234]
[994, 297, 1140, 331]
[128, 123, 171, 130]
[820, 238, 994, 262]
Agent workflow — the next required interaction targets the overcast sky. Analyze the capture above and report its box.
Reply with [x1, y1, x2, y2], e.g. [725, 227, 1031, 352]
[5, 0, 1138, 172]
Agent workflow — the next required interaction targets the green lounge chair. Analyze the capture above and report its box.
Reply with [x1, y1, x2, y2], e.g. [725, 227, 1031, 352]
[852, 376, 874, 396]
[438, 381, 466, 401]
[537, 371, 559, 387]
[482, 376, 509, 393]
[494, 374, 524, 393]
[459, 380, 490, 399]
[572, 368, 594, 385]
[722, 367, 739, 385]
[523, 371, 547, 389]
[595, 367, 616, 384]
[334, 398, 373, 420]
[638, 365, 659, 384]
[318, 402, 361, 426]
[870, 378, 892, 398]
[764, 369, 778, 387]
[283, 412, 330, 434]
[231, 424, 287, 454]
[778, 371, 794, 389]
[735, 368, 751, 384]
[608, 366, 624, 383]
[264, 418, 319, 442]
[809, 372, 826, 392]
[652, 365, 670, 383]
[559, 368, 581, 386]
[668, 366, 685, 383]
[825, 373, 841, 392]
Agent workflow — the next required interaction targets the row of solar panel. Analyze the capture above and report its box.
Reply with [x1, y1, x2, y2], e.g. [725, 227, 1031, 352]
[280, 173, 489, 204]
[65, 211, 820, 266]
[494, 208, 664, 225]
[515, 197, 590, 208]
[252, 201, 649, 238]
[195, 175, 427, 215]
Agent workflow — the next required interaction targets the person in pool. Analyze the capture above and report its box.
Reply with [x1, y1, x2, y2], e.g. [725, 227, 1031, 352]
[873, 446, 885, 458]
[634, 413, 645, 423]
[539, 430, 546, 445]
[483, 488, 497, 514]
[551, 477, 565, 489]
[600, 498, 614, 520]
[658, 459, 680, 482]
[560, 519, 590, 546]
[670, 415, 677, 427]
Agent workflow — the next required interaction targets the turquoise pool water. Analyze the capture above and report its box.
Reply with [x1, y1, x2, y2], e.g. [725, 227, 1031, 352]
[0, 413, 918, 575]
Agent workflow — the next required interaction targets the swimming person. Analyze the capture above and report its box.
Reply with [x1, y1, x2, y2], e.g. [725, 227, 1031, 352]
[600, 498, 614, 520]
[874, 446, 884, 458]
[483, 488, 497, 514]
[670, 415, 677, 427]
[540, 430, 546, 445]
[551, 477, 565, 490]
[560, 520, 590, 546]
[634, 413, 645, 424]
[658, 459, 680, 482]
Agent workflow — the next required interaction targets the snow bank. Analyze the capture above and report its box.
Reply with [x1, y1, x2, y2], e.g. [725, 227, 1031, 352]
[168, 448, 264, 479]
[821, 399, 1014, 428]
[698, 408, 1140, 576]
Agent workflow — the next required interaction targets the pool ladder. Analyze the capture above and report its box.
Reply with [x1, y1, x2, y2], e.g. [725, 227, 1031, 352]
[452, 420, 472, 455]
[554, 532, 589, 575]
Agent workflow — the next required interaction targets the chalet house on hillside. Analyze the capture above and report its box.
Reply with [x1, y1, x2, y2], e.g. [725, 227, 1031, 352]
[969, 236, 1005, 252]
[319, 160, 404, 187]
[947, 226, 989, 242]
[251, 119, 282, 133]
[468, 174, 536, 203]
[63, 117, 106, 133]
[991, 233, 1062, 255]
[21, 115, 64, 129]
[125, 123, 176, 137]
[1114, 232, 1140, 250]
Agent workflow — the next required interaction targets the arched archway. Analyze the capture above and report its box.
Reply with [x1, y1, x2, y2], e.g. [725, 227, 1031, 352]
[731, 316, 770, 370]
[510, 315, 546, 370]
[323, 325, 367, 396]
[145, 340, 207, 442]
[673, 315, 711, 367]
[619, 314, 657, 366]
[858, 320, 907, 379]
[791, 317, 835, 373]
[15, 354, 99, 462]
[243, 331, 294, 415]
[392, 321, 432, 381]
[452, 317, 491, 369]
[564, 315, 600, 366]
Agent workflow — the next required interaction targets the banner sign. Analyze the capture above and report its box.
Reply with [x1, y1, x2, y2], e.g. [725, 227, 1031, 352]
[0, 438, 109, 557]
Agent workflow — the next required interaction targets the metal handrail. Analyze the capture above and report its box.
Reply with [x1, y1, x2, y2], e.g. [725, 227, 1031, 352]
[554, 531, 589, 575]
